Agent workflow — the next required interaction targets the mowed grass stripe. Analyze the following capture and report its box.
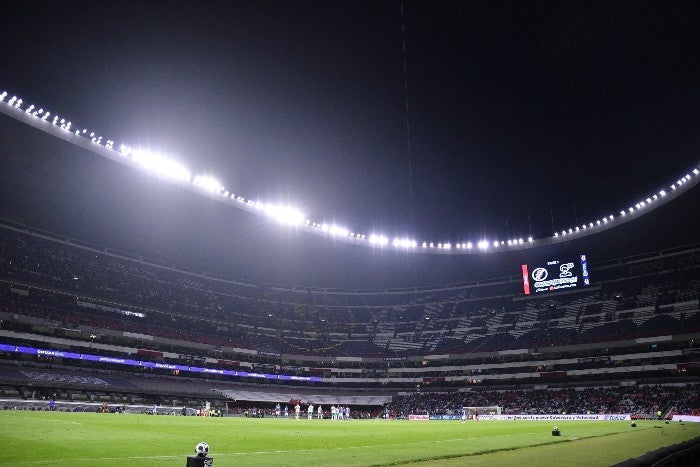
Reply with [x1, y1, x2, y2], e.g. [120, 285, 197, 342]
[0, 412, 698, 466]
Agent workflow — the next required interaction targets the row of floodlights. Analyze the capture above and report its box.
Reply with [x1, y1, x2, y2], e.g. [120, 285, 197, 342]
[2, 90, 698, 253]
[552, 171, 698, 239]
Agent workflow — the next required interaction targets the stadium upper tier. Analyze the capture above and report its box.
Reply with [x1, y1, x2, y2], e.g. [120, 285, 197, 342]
[0, 218, 698, 363]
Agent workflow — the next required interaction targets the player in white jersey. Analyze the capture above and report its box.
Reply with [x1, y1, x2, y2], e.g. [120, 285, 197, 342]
[308, 404, 314, 420]
[317, 405, 323, 419]
[295, 403, 301, 419]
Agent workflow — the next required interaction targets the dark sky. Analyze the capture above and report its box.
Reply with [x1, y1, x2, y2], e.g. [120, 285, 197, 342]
[0, 1, 698, 288]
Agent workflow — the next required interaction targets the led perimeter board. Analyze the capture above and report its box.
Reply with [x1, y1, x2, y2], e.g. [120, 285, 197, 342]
[521, 254, 590, 295]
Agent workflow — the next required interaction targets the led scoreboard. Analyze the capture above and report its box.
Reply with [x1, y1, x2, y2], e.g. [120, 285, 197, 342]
[521, 254, 590, 295]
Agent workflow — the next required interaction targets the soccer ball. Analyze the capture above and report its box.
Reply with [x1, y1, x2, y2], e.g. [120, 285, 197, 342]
[195, 441, 209, 457]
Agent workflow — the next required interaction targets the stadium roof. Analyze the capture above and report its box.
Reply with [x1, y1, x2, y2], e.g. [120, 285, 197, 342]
[0, 1, 698, 288]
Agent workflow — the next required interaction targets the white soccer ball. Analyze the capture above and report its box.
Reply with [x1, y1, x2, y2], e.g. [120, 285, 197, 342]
[553, 426, 559, 431]
[195, 441, 209, 457]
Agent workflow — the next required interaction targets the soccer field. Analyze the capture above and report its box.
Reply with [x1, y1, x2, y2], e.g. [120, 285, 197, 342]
[0, 412, 699, 466]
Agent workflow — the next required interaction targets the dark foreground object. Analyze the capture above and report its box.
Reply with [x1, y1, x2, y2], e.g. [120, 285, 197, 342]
[186, 456, 213, 467]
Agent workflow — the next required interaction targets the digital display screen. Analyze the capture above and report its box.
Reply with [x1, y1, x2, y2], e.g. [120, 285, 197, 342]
[0, 343, 322, 382]
[522, 254, 590, 295]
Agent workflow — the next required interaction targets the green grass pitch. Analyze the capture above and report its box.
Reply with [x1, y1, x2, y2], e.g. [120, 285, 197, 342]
[0, 412, 699, 466]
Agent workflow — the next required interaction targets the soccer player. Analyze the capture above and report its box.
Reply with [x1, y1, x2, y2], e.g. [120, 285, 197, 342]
[345, 406, 350, 420]
[461, 407, 466, 423]
[474, 408, 479, 421]
[317, 405, 323, 419]
[338, 405, 344, 421]
[152, 404, 158, 415]
[284, 405, 289, 419]
[295, 403, 301, 420]
[308, 404, 314, 420]
[331, 405, 336, 420]
[275, 403, 281, 419]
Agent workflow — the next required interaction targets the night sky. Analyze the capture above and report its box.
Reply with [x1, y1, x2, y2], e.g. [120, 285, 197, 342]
[0, 1, 698, 288]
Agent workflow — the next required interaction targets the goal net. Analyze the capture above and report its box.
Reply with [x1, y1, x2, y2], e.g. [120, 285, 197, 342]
[463, 406, 501, 418]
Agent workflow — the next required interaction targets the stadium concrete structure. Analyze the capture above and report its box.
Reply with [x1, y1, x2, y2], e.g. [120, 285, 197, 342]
[0, 89, 699, 421]
[0, 213, 698, 417]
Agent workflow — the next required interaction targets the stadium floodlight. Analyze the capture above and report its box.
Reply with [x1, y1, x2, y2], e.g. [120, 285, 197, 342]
[3, 88, 699, 256]
[264, 204, 304, 226]
[393, 238, 416, 248]
[369, 234, 388, 246]
[130, 149, 191, 182]
[328, 224, 349, 237]
[193, 175, 223, 193]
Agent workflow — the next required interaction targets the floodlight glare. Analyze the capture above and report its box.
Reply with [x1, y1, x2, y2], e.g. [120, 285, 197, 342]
[264, 204, 304, 226]
[193, 175, 223, 193]
[131, 149, 191, 182]
[328, 225, 349, 237]
[369, 234, 388, 246]
[4, 88, 699, 255]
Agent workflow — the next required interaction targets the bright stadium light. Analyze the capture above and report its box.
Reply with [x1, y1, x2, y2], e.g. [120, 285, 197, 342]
[369, 234, 388, 246]
[130, 149, 191, 182]
[193, 175, 223, 193]
[264, 204, 304, 226]
[328, 224, 349, 237]
[2, 88, 698, 255]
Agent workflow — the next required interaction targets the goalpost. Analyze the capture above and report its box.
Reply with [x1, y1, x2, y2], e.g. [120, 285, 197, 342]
[463, 406, 501, 419]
